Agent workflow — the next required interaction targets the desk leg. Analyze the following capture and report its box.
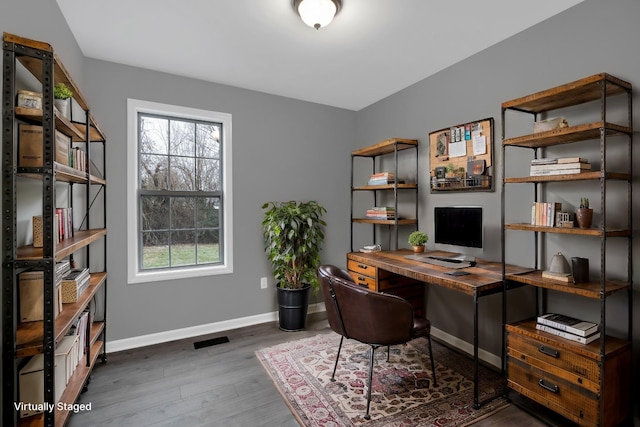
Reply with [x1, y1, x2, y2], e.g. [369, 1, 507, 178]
[473, 290, 480, 409]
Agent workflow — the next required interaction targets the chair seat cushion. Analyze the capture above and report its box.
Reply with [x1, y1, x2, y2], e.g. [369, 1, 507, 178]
[412, 316, 431, 338]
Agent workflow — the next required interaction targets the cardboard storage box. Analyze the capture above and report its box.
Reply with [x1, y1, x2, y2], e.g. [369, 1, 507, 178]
[18, 353, 64, 418]
[19, 271, 62, 322]
[32, 214, 61, 248]
[60, 268, 90, 303]
[18, 124, 71, 167]
[16, 90, 42, 110]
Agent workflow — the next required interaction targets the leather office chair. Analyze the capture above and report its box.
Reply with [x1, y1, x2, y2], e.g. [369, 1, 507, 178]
[318, 264, 437, 420]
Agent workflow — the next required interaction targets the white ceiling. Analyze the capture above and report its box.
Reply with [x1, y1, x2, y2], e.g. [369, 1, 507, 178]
[56, 0, 583, 111]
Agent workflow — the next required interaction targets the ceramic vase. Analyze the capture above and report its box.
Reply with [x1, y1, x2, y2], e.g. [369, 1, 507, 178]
[54, 98, 70, 119]
[575, 208, 593, 229]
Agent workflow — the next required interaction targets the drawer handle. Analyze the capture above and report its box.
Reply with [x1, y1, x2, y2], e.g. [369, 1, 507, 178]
[538, 345, 559, 358]
[357, 264, 369, 270]
[356, 282, 368, 288]
[357, 276, 366, 281]
[538, 378, 559, 394]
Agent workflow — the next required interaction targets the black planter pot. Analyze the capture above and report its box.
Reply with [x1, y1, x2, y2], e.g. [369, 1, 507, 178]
[276, 283, 311, 331]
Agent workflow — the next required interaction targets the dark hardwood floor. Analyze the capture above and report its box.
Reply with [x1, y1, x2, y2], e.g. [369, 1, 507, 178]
[68, 313, 546, 427]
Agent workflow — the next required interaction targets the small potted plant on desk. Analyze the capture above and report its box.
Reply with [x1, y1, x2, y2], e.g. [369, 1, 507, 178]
[408, 230, 428, 253]
[262, 200, 327, 331]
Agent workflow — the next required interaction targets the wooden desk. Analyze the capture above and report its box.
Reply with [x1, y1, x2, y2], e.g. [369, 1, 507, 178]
[347, 249, 531, 408]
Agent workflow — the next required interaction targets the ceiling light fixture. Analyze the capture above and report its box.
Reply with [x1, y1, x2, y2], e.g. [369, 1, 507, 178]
[294, 0, 342, 30]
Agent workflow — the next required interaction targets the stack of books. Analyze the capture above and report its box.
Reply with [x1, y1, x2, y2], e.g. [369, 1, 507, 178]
[530, 202, 562, 226]
[368, 172, 397, 185]
[530, 157, 591, 176]
[366, 206, 395, 220]
[536, 313, 600, 344]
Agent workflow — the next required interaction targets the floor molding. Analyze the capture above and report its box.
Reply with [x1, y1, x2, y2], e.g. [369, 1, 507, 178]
[107, 304, 501, 369]
[431, 327, 501, 369]
[106, 303, 325, 353]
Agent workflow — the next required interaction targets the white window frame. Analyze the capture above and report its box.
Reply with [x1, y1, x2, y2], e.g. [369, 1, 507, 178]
[127, 99, 233, 283]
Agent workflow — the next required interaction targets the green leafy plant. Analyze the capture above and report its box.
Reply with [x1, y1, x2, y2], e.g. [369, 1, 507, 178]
[54, 82, 73, 100]
[580, 197, 590, 209]
[408, 230, 428, 246]
[262, 200, 326, 290]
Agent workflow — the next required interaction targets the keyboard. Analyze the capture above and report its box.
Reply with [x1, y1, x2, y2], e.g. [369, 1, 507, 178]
[427, 256, 463, 263]
[404, 254, 472, 269]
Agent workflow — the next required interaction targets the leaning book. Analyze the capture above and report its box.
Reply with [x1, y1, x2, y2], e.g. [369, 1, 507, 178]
[537, 313, 598, 337]
[536, 323, 600, 344]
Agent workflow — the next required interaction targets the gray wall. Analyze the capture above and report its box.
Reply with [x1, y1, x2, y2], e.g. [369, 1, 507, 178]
[1, 0, 639, 419]
[356, 0, 640, 400]
[83, 59, 355, 339]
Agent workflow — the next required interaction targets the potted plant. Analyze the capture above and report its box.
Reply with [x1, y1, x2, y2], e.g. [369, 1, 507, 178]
[53, 82, 73, 119]
[408, 230, 428, 253]
[262, 200, 327, 331]
[575, 197, 593, 229]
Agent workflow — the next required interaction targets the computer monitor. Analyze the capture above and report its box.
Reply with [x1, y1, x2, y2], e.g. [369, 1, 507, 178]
[434, 206, 483, 249]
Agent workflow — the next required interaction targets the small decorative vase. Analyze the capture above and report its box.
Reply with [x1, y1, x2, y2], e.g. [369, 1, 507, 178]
[54, 98, 70, 119]
[412, 245, 425, 253]
[575, 208, 593, 229]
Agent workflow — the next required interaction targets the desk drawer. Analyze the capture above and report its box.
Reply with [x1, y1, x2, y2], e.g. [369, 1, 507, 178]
[349, 272, 375, 290]
[507, 328, 599, 390]
[508, 357, 598, 426]
[347, 260, 392, 280]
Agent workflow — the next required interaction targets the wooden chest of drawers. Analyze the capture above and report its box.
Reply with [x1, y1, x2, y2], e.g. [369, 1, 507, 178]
[347, 259, 424, 317]
[506, 320, 631, 427]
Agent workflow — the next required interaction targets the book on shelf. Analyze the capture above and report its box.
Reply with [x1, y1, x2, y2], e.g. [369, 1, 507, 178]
[367, 178, 405, 185]
[531, 202, 562, 226]
[369, 172, 395, 179]
[537, 313, 599, 337]
[530, 166, 591, 176]
[367, 172, 404, 185]
[541, 270, 573, 282]
[530, 157, 588, 165]
[536, 323, 600, 344]
[530, 162, 591, 172]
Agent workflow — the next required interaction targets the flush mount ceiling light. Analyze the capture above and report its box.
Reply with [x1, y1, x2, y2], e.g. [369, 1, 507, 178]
[294, 0, 342, 30]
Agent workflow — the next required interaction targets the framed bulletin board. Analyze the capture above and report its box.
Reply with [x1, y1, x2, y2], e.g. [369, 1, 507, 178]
[429, 117, 494, 192]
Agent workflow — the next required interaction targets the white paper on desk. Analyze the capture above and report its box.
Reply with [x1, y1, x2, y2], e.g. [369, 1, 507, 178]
[473, 135, 486, 155]
[449, 140, 466, 158]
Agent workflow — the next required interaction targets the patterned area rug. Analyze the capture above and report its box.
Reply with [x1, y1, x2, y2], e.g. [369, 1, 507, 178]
[256, 333, 508, 426]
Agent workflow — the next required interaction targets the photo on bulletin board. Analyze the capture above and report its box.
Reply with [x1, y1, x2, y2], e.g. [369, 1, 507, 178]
[428, 117, 494, 192]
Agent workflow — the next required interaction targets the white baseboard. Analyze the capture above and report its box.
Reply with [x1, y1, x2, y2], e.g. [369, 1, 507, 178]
[431, 326, 502, 369]
[106, 303, 325, 353]
[107, 304, 501, 370]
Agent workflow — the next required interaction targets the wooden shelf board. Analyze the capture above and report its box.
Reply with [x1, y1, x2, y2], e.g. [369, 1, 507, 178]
[507, 319, 631, 359]
[17, 229, 107, 262]
[501, 73, 632, 113]
[353, 183, 417, 190]
[504, 223, 630, 237]
[505, 270, 629, 298]
[5, 33, 105, 140]
[18, 163, 105, 185]
[503, 122, 632, 148]
[505, 171, 630, 183]
[16, 273, 107, 357]
[352, 218, 417, 225]
[351, 138, 418, 157]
